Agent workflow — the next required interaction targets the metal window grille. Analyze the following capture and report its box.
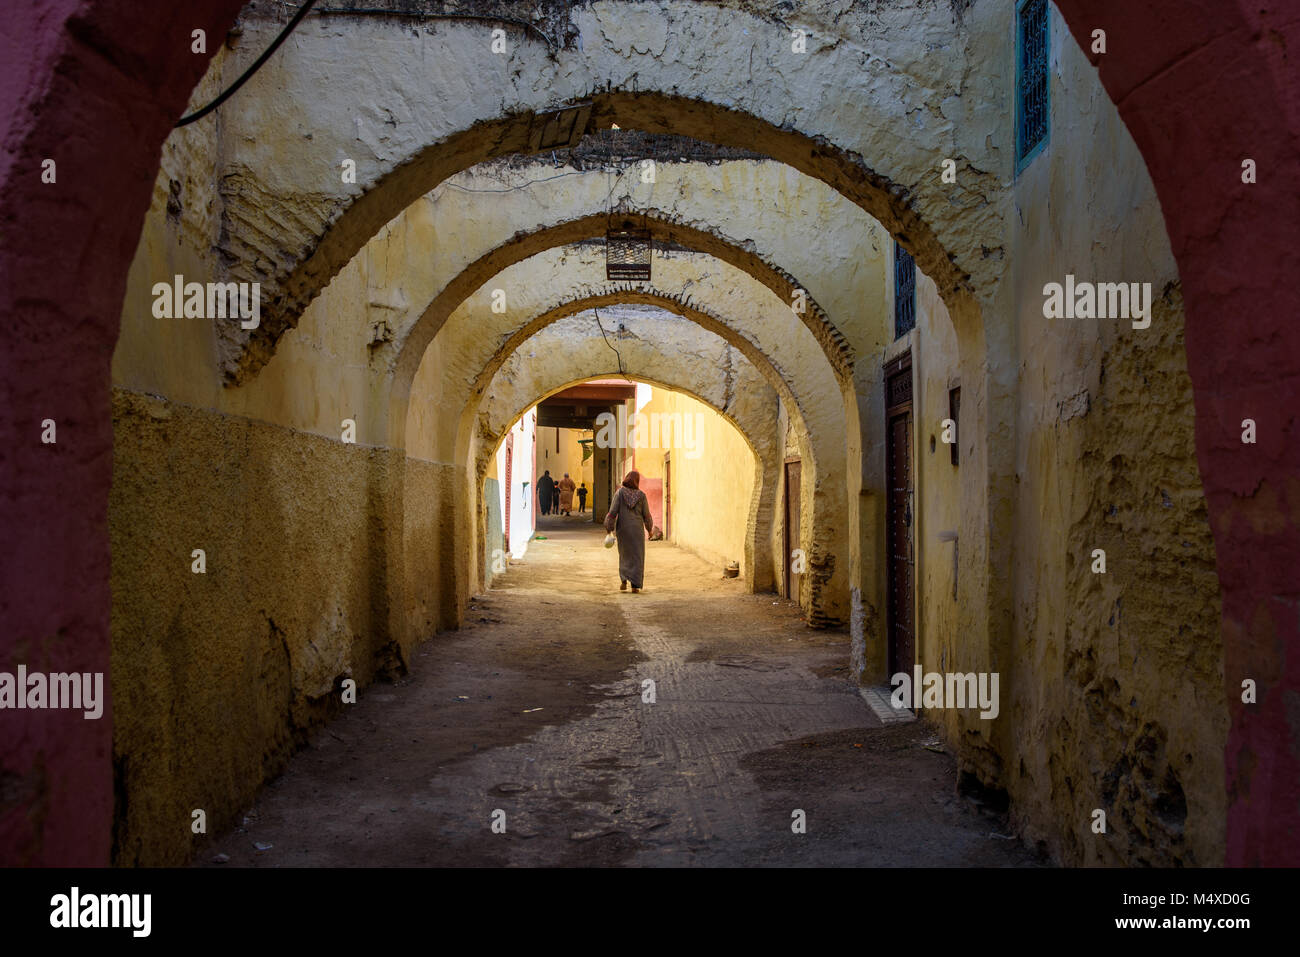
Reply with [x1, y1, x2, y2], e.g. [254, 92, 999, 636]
[606, 227, 652, 281]
[1016, 0, 1049, 170]
[894, 241, 916, 339]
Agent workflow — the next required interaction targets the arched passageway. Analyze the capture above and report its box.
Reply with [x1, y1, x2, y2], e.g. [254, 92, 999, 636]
[1, 0, 1295, 871]
[466, 313, 784, 595]
[403, 250, 848, 624]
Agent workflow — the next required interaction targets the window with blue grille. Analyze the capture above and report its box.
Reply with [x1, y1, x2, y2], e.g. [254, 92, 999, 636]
[1015, 0, 1050, 173]
[894, 241, 916, 339]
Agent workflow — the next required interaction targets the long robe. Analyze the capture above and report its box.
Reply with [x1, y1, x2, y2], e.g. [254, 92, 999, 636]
[558, 476, 576, 511]
[608, 486, 654, 587]
[536, 474, 555, 514]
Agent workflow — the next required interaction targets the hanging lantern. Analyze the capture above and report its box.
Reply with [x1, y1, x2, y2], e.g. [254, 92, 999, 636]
[606, 218, 652, 281]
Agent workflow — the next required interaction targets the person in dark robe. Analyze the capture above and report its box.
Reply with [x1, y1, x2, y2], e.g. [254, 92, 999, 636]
[605, 470, 654, 593]
[577, 483, 588, 513]
[552, 482, 561, 515]
[537, 470, 554, 515]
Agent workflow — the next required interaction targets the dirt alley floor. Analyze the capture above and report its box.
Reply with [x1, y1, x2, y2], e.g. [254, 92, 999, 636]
[199, 516, 1045, 867]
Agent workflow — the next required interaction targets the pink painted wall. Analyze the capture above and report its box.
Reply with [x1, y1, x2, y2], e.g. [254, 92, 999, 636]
[0, 0, 244, 866]
[640, 478, 663, 530]
[1054, 0, 1300, 865]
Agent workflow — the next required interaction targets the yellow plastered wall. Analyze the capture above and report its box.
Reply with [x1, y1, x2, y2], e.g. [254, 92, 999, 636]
[912, 271, 962, 682]
[634, 387, 754, 576]
[406, 330, 451, 462]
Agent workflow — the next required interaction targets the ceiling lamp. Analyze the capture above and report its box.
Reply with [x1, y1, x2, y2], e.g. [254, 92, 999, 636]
[606, 216, 652, 281]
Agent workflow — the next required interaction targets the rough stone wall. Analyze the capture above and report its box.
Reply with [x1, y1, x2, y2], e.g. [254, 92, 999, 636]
[405, 331, 452, 463]
[956, 6, 1226, 865]
[1051, 0, 1300, 866]
[110, 390, 395, 865]
[403, 458, 459, 636]
[1004, 280, 1224, 866]
[900, 231, 1221, 870]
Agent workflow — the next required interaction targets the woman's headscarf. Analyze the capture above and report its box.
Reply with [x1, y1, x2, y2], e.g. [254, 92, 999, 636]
[622, 470, 641, 490]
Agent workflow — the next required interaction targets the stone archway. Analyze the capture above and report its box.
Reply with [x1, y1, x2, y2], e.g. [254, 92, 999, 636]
[199, 3, 996, 379]
[400, 244, 847, 628]
[181, 4, 1014, 695]
[382, 212, 855, 432]
[468, 311, 782, 596]
[144, 4, 1018, 848]
[0, 0, 247, 868]
[3, 0, 1295, 867]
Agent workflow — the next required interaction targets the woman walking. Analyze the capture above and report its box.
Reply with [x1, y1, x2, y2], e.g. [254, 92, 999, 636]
[605, 470, 655, 593]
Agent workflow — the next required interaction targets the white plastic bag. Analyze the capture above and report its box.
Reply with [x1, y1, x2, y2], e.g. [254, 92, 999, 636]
[603, 532, 616, 549]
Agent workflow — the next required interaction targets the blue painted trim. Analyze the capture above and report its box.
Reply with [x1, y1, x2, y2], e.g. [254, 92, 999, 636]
[1014, 0, 1050, 177]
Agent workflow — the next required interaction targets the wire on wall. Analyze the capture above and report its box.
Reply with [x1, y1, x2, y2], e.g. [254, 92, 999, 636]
[176, 0, 319, 127]
[592, 308, 629, 381]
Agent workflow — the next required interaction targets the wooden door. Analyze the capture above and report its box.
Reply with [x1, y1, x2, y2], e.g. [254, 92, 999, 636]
[885, 355, 915, 683]
[783, 459, 802, 599]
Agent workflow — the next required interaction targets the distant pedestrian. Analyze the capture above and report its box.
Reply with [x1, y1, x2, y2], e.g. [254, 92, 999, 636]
[605, 470, 654, 593]
[577, 482, 588, 513]
[537, 470, 554, 516]
[558, 473, 576, 516]
[552, 482, 561, 515]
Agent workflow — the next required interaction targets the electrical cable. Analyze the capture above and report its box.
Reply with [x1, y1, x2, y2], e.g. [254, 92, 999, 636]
[176, 2, 556, 128]
[592, 307, 629, 381]
[440, 169, 589, 194]
[176, 0, 319, 127]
